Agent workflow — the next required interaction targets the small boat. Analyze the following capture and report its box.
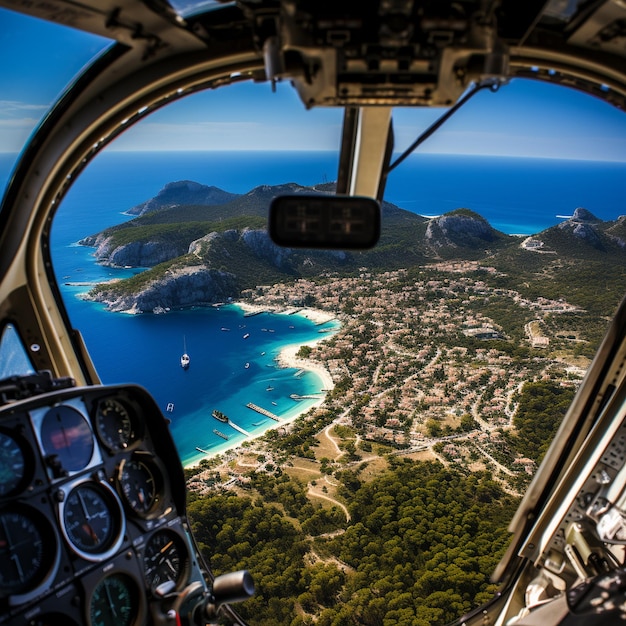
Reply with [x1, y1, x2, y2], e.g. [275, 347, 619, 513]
[266, 386, 274, 391]
[221, 327, 231, 331]
[213, 429, 229, 440]
[271, 401, 278, 406]
[245, 362, 250, 369]
[181, 335, 190, 369]
[166, 403, 174, 412]
[243, 333, 250, 339]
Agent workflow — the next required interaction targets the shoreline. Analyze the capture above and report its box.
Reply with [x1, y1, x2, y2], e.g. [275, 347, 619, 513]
[182, 302, 338, 468]
[236, 300, 337, 325]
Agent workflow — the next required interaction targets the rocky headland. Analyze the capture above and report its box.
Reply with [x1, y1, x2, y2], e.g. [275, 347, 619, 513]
[78, 181, 626, 314]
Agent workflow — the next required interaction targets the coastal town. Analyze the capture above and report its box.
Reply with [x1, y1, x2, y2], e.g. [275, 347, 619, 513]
[186, 260, 591, 499]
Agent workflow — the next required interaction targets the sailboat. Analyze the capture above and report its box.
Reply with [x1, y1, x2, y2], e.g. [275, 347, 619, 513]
[180, 336, 190, 369]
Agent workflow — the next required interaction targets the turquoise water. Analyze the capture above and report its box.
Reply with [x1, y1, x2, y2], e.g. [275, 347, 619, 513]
[59, 253, 337, 465]
[2, 150, 625, 463]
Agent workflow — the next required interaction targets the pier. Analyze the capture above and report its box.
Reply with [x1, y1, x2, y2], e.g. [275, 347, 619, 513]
[228, 420, 252, 437]
[290, 393, 324, 401]
[246, 402, 280, 421]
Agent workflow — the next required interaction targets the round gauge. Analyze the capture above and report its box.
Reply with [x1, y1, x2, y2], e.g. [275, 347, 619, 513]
[40, 405, 94, 472]
[89, 573, 137, 626]
[143, 529, 189, 592]
[94, 398, 139, 453]
[118, 458, 163, 518]
[62, 483, 122, 558]
[0, 506, 57, 595]
[0, 430, 29, 497]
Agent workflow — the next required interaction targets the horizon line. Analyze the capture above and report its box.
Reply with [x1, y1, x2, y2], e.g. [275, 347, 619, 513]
[1, 149, 625, 164]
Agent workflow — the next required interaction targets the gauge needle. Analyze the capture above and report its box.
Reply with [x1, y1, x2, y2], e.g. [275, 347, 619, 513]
[160, 540, 173, 554]
[82, 523, 99, 544]
[1, 518, 25, 579]
[78, 489, 92, 521]
[104, 579, 117, 618]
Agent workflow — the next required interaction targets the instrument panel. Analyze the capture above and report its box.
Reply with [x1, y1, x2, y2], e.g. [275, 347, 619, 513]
[0, 383, 207, 626]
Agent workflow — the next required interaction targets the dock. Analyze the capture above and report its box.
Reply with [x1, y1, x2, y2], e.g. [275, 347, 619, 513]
[196, 446, 211, 454]
[246, 402, 280, 421]
[228, 420, 251, 437]
[290, 393, 323, 401]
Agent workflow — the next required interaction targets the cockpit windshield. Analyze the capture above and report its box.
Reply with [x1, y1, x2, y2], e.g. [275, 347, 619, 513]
[3, 4, 626, 625]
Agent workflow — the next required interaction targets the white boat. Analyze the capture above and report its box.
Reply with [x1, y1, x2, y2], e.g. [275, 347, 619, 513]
[181, 336, 190, 369]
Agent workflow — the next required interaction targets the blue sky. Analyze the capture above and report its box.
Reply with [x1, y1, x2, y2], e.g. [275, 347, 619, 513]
[2, 7, 626, 161]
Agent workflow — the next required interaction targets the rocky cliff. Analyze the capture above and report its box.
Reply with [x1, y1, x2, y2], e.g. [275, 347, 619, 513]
[423, 209, 509, 258]
[83, 266, 238, 313]
[79, 232, 188, 267]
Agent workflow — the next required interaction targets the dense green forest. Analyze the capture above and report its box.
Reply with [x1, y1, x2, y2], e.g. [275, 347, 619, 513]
[187, 459, 518, 626]
[506, 381, 576, 464]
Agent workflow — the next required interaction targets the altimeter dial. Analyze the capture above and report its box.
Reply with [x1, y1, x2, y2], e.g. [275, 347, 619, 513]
[61, 482, 123, 560]
[143, 528, 188, 592]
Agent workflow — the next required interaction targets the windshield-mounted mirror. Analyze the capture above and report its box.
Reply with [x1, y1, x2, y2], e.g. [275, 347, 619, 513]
[269, 194, 381, 249]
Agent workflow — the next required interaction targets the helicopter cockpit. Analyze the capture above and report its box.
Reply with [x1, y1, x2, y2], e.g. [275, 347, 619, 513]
[2, 1, 626, 625]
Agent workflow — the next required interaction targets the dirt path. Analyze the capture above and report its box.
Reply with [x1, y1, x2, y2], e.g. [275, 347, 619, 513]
[307, 486, 351, 522]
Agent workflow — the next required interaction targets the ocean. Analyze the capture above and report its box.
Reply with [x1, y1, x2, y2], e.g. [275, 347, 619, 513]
[1, 150, 626, 464]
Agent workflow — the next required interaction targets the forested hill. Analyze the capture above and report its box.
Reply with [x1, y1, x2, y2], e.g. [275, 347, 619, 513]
[79, 181, 626, 313]
[187, 458, 518, 625]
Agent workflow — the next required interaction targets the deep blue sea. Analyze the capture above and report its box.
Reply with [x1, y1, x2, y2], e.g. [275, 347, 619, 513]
[1, 150, 625, 464]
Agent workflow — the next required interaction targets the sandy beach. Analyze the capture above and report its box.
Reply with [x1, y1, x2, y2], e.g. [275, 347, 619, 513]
[237, 301, 336, 320]
[275, 343, 334, 391]
[183, 303, 338, 468]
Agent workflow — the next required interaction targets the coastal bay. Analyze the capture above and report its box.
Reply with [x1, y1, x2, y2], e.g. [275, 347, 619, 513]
[181, 303, 339, 467]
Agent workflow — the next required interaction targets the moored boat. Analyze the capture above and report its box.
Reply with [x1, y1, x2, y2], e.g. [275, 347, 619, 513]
[181, 335, 190, 369]
[212, 410, 229, 423]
